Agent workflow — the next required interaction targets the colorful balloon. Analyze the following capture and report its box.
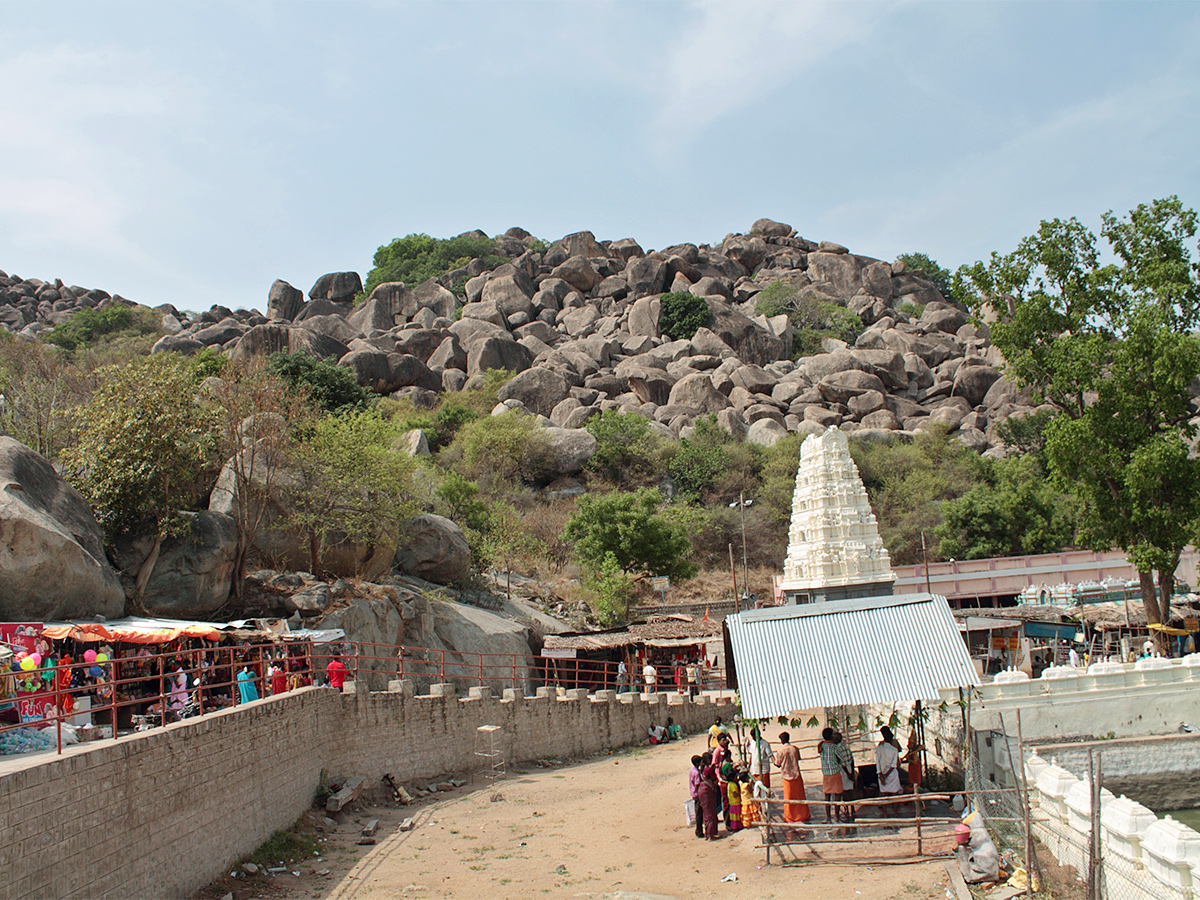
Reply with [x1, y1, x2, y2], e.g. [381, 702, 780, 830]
[29, 653, 42, 666]
[89, 665, 103, 677]
[20, 657, 35, 671]
[84, 649, 97, 663]
[95, 653, 109, 663]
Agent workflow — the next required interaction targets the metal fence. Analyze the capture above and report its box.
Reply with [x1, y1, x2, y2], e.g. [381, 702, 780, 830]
[1, 639, 727, 757]
[966, 718, 1175, 900]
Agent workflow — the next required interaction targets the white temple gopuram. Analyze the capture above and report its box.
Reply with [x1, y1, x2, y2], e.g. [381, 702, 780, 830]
[777, 425, 895, 604]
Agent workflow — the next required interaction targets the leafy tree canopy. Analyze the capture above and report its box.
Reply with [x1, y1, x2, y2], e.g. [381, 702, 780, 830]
[267, 350, 375, 414]
[956, 196, 1200, 631]
[585, 409, 671, 487]
[896, 252, 958, 304]
[754, 280, 863, 357]
[564, 488, 697, 583]
[658, 292, 712, 341]
[62, 353, 216, 543]
[363, 232, 507, 298]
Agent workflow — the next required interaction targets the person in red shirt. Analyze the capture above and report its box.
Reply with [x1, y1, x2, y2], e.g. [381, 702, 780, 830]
[326, 656, 348, 689]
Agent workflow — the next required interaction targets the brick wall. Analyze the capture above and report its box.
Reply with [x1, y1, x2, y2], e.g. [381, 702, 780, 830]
[0, 683, 729, 899]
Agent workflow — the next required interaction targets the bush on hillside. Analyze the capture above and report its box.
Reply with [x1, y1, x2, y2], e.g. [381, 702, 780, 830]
[754, 280, 862, 357]
[363, 233, 507, 298]
[658, 292, 711, 341]
[585, 409, 671, 486]
[267, 351, 375, 414]
[45, 305, 160, 354]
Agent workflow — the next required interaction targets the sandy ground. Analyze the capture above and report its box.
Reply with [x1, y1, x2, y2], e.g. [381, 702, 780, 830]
[200, 732, 959, 900]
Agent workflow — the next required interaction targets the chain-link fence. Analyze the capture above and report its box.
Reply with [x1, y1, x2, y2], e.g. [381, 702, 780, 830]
[966, 725, 1179, 900]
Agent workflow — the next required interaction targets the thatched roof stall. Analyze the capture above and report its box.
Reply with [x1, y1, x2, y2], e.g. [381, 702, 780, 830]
[542, 614, 724, 652]
[1076, 600, 1200, 631]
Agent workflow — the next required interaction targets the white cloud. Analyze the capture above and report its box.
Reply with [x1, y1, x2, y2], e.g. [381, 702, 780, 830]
[648, 0, 891, 151]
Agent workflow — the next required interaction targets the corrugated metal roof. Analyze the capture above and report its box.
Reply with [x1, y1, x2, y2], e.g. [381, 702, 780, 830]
[725, 593, 979, 719]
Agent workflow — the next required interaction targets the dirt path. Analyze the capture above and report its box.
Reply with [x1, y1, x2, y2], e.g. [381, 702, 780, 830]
[207, 732, 956, 900]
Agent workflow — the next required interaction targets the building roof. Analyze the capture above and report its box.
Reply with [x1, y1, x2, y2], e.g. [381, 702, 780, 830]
[542, 614, 723, 651]
[725, 593, 979, 719]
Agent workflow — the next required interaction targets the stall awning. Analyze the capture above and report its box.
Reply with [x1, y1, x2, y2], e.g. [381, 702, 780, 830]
[958, 616, 1023, 632]
[1023, 622, 1079, 640]
[725, 593, 978, 719]
[41, 616, 227, 644]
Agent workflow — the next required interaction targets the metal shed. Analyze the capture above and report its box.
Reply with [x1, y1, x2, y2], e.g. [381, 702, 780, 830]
[724, 592, 979, 719]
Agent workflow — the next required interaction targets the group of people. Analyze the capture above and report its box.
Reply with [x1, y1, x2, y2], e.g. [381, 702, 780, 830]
[685, 717, 925, 841]
[688, 720, 770, 840]
[617, 656, 710, 696]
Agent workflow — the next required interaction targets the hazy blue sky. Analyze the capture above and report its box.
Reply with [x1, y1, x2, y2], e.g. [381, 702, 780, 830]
[2, 1, 1197, 312]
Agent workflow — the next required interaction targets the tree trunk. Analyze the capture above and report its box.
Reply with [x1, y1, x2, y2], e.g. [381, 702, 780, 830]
[1156, 568, 1176, 654]
[308, 527, 321, 579]
[1139, 570, 1165, 655]
[231, 538, 248, 601]
[135, 536, 163, 604]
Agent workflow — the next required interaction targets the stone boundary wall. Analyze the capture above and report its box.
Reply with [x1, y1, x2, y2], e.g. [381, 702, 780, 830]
[1027, 752, 1200, 899]
[0, 682, 727, 900]
[1030, 733, 1200, 811]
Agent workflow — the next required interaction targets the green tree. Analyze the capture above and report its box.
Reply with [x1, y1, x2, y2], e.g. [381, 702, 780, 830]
[447, 410, 553, 490]
[206, 360, 308, 598]
[564, 488, 697, 582]
[754, 280, 863, 357]
[285, 410, 422, 575]
[363, 232, 507, 297]
[581, 551, 638, 625]
[896, 252, 958, 303]
[935, 453, 1078, 560]
[658, 292, 712, 341]
[44, 305, 161, 354]
[61, 354, 217, 599]
[667, 416, 761, 503]
[0, 334, 90, 458]
[267, 350, 375, 414]
[850, 427, 986, 565]
[956, 197, 1200, 640]
[585, 409, 670, 486]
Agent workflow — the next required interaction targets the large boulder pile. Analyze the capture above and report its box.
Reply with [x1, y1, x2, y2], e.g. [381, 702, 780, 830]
[0, 221, 1039, 458]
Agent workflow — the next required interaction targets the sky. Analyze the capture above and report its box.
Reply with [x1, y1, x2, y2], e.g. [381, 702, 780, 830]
[1, 1, 1198, 314]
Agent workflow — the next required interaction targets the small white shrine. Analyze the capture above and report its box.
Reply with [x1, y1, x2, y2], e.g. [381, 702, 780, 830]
[778, 426, 895, 604]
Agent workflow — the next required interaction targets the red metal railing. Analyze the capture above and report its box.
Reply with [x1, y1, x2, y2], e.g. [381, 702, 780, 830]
[0, 640, 727, 756]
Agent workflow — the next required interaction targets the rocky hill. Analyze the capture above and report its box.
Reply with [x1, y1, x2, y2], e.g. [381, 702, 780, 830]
[0, 218, 1034, 459]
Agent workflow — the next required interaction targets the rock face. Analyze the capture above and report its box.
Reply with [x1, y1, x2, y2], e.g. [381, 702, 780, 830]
[394, 515, 471, 584]
[777, 426, 895, 602]
[110, 511, 237, 617]
[0, 437, 125, 619]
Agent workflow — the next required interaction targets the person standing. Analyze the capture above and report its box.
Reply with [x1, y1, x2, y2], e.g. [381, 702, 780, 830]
[771, 732, 811, 834]
[688, 755, 705, 839]
[236, 665, 258, 704]
[616, 658, 628, 693]
[326, 655, 348, 690]
[697, 762, 722, 840]
[1068, 645, 1080, 668]
[642, 659, 657, 695]
[875, 726, 902, 816]
[746, 725, 772, 790]
[817, 728, 844, 823]
[834, 731, 857, 821]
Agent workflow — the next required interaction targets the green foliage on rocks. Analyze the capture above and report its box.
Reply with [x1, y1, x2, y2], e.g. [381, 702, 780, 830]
[267, 350, 375, 414]
[896, 252, 957, 302]
[363, 232, 507, 297]
[658, 291, 712, 341]
[584, 409, 671, 486]
[754, 280, 862, 357]
[45, 305, 161, 354]
[61, 353, 216, 544]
